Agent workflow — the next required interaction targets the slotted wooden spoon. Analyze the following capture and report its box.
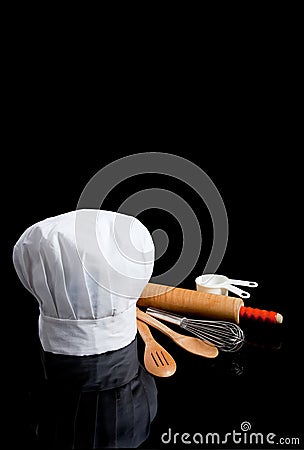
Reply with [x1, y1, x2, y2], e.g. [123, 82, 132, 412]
[137, 319, 177, 377]
[137, 308, 218, 358]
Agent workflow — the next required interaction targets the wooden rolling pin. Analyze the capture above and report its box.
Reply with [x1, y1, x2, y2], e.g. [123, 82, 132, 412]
[138, 283, 283, 324]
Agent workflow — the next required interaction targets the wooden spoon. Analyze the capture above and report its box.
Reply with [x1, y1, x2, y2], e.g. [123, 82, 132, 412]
[137, 308, 218, 358]
[137, 319, 177, 377]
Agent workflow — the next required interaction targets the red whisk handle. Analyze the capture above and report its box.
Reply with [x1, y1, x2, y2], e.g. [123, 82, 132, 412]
[239, 306, 283, 324]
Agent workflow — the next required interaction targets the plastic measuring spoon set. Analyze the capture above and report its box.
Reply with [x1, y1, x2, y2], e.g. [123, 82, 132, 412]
[195, 274, 258, 299]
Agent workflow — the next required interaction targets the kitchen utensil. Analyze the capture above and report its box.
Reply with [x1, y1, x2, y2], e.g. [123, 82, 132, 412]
[137, 319, 176, 377]
[138, 283, 283, 324]
[196, 274, 258, 299]
[146, 307, 244, 352]
[136, 308, 219, 358]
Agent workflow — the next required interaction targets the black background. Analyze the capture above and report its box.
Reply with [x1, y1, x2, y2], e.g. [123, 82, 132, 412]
[4, 25, 303, 449]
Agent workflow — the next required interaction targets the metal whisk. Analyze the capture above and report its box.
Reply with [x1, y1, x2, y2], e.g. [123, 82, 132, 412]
[146, 308, 245, 352]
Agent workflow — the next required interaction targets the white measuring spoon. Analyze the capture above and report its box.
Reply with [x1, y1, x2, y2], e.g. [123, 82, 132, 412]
[196, 274, 258, 299]
[224, 284, 251, 299]
[226, 278, 258, 288]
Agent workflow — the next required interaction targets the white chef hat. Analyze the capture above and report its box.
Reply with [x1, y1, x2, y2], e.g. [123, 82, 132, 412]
[13, 209, 154, 356]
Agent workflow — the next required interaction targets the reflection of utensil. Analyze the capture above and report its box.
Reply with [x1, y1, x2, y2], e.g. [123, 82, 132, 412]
[136, 308, 218, 358]
[137, 319, 176, 377]
[146, 307, 244, 352]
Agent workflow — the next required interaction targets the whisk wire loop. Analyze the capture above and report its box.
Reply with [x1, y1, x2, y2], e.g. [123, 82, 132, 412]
[146, 308, 244, 352]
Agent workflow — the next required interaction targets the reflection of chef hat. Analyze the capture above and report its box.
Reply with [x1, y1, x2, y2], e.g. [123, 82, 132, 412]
[13, 209, 154, 356]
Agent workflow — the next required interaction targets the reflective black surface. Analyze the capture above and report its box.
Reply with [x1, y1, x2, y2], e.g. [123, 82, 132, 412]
[6, 145, 302, 449]
[137, 306, 301, 448]
[38, 339, 157, 449]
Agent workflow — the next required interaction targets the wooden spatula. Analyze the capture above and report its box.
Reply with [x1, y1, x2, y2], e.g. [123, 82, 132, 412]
[137, 319, 177, 377]
[137, 307, 218, 358]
